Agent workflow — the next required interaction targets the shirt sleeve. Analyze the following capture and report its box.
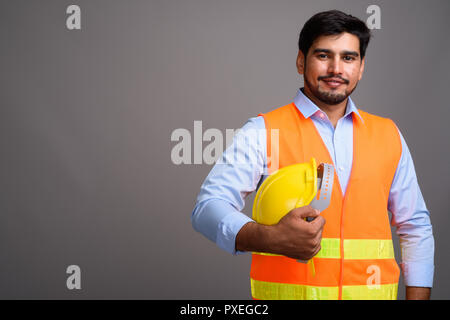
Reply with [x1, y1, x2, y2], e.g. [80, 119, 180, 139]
[191, 116, 267, 255]
[388, 127, 435, 287]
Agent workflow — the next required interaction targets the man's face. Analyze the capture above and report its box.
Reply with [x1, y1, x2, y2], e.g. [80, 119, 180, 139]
[297, 32, 365, 105]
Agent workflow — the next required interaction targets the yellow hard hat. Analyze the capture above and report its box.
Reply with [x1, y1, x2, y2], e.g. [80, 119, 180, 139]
[252, 158, 334, 271]
[252, 157, 334, 226]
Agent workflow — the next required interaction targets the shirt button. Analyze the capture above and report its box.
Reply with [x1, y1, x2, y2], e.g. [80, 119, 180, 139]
[339, 166, 344, 171]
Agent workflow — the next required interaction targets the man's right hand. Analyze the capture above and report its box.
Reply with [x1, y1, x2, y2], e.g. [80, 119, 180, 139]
[271, 205, 325, 260]
[235, 205, 326, 260]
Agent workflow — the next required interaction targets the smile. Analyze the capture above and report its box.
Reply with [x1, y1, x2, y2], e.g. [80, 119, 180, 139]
[322, 78, 346, 88]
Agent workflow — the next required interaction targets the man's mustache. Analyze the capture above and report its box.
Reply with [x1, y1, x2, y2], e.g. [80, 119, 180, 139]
[318, 75, 349, 84]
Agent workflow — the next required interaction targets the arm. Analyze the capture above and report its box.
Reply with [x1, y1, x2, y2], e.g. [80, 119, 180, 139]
[191, 117, 266, 254]
[191, 117, 325, 259]
[388, 128, 435, 299]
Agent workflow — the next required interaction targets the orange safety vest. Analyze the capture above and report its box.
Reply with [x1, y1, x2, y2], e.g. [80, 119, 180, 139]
[250, 102, 402, 300]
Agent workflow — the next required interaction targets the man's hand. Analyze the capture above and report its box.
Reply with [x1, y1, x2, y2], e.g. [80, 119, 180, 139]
[406, 286, 431, 300]
[269, 205, 325, 260]
[235, 205, 326, 260]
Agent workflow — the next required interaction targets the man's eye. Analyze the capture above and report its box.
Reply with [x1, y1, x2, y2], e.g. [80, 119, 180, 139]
[318, 54, 328, 59]
[344, 56, 355, 61]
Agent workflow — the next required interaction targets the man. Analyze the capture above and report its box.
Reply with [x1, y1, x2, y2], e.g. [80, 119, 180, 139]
[191, 10, 434, 300]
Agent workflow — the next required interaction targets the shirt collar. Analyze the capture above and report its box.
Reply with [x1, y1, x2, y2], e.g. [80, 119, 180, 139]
[293, 88, 364, 124]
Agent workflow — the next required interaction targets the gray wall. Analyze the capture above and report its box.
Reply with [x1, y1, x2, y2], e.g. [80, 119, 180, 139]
[1, 0, 449, 299]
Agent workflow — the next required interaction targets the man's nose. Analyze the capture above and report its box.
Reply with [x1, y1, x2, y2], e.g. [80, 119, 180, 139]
[328, 57, 343, 75]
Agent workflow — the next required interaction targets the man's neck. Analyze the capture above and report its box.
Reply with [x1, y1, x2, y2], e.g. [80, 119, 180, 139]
[302, 87, 348, 128]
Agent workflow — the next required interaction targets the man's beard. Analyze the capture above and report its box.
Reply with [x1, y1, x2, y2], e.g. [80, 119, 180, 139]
[304, 74, 357, 105]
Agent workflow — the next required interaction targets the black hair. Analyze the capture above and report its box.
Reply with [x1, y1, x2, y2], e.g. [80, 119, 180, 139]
[298, 10, 372, 59]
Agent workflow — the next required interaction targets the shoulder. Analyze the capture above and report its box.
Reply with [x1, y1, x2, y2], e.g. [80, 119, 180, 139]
[357, 109, 402, 154]
[357, 109, 399, 130]
[262, 102, 296, 117]
[259, 103, 300, 127]
[358, 109, 394, 122]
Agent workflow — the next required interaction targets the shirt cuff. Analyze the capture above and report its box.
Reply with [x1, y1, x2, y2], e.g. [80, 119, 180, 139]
[401, 261, 434, 287]
[216, 211, 254, 255]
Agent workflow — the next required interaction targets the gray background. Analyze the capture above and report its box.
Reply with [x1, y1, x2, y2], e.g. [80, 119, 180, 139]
[1, 0, 449, 299]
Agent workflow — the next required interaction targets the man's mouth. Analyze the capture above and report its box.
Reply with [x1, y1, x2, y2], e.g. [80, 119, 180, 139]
[320, 77, 348, 89]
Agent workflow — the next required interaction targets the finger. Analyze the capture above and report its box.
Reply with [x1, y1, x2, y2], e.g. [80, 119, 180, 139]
[313, 228, 324, 244]
[310, 215, 326, 231]
[310, 244, 322, 259]
[294, 205, 320, 219]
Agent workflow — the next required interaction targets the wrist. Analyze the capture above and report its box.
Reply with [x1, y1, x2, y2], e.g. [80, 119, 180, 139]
[235, 222, 276, 253]
[405, 286, 431, 300]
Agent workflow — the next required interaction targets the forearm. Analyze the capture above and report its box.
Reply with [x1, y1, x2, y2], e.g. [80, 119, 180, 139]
[396, 219, 434, 288]
[192, 198, 254, 254]
[235, 221, 275, 253]
[406, 286, 431, 300]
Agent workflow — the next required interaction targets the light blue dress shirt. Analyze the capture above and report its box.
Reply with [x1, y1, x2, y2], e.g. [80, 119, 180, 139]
[191, 88, 434, 288]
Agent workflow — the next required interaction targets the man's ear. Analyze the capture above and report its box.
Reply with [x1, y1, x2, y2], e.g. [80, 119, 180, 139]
[358, 57, 365, 81]
[296, 50, 305, 75]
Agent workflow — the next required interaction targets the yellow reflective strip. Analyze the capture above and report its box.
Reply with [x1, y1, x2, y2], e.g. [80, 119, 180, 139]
[344, 239, 394, 260]
[342, 283, 398, 300]
[315, 238, 340, 258]
[253, 239, 394, 260]
[253, 238, 341, 259]
[251, 279, 339, 300]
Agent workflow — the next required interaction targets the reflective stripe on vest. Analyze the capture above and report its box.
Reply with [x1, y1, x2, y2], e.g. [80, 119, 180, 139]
[251, 103, 402, 300]
[253, 238, 394, 259]
[251, 279, 398, 300]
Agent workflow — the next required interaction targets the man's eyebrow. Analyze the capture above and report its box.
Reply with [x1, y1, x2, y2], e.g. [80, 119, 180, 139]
[312, 48, 332, 54]
[312, 48, 360, 57]
[342, 50, 359, 57]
